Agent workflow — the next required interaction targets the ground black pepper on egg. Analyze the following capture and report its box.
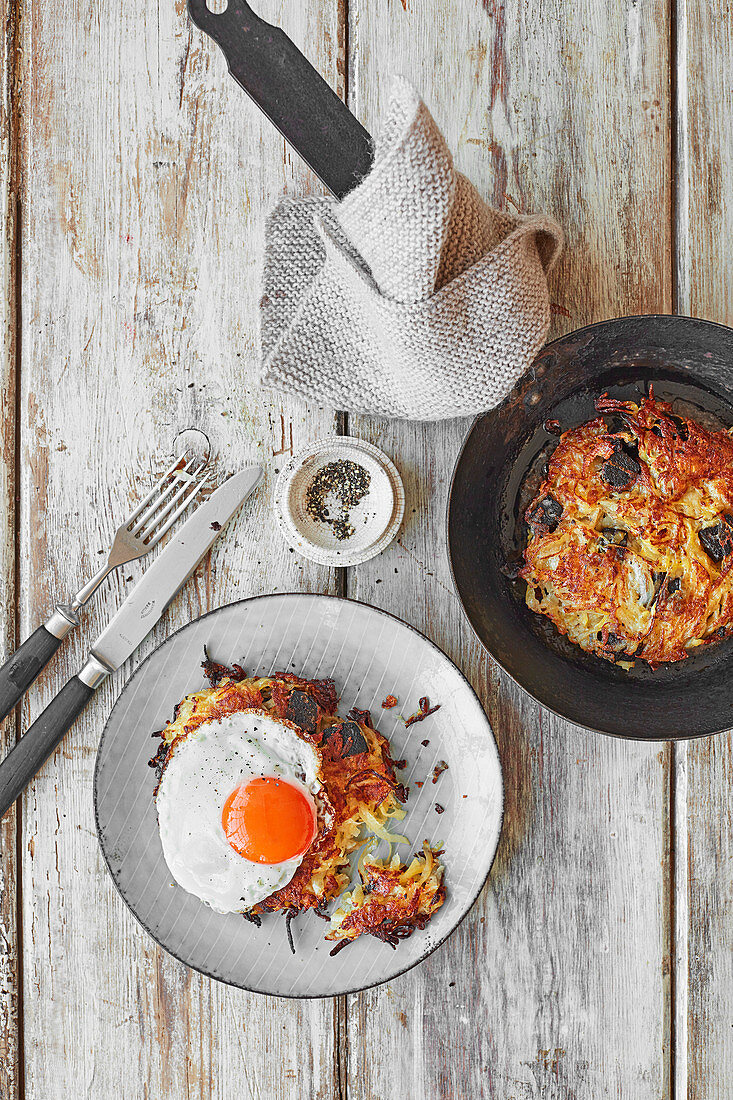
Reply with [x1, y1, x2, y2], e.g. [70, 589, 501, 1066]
[305, 459, 371, 541]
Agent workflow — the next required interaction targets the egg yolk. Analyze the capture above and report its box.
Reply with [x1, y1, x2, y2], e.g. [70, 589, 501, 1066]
[221, 777, 317, 865]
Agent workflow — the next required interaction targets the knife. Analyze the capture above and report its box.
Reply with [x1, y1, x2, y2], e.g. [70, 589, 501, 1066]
[187, 0, 374, 200]
[0, 465, 263, 818]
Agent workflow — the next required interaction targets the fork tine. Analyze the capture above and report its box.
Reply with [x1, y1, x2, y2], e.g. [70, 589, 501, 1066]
[129, 455, 205, 537]
[143, 476, 211, 547]
[124, 453, 190, 527]
[137, 458, 209, 541]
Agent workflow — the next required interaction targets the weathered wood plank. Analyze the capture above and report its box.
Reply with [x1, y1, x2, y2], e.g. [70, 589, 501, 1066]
[17, 0, 340, 1095]
[0, 0, 18, 1093]
[678, 2, 733, 1095]
[346, 0, 672, 1096]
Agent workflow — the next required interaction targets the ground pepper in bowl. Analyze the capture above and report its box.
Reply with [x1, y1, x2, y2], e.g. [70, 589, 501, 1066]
[304, 459, 371, 541]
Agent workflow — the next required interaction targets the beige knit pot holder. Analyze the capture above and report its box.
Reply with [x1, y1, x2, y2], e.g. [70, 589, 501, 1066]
[260, 76, 564, 421]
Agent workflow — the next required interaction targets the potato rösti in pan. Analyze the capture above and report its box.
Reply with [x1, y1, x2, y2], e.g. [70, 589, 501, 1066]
[521, 391, 733, 667]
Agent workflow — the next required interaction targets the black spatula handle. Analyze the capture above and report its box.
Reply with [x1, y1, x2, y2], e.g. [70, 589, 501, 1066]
[188, 0, 374, 199]
[0, 676, 96, 818]
[0, 626, 64, 723]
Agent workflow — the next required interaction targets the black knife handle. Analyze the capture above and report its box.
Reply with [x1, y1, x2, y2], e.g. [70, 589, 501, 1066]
[0, 626, 65, 724]
[188, 0, 374, 199]
[0, 676, 95, 818]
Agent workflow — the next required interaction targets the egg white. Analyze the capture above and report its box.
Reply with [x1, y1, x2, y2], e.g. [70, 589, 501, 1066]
[156, 710, 324, 913]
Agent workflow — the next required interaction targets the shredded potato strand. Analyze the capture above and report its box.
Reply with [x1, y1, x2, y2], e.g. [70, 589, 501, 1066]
[327, 841, 446, 946]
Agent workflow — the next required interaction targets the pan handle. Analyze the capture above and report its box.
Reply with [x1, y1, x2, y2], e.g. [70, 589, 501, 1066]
[187, 0, 374, 200]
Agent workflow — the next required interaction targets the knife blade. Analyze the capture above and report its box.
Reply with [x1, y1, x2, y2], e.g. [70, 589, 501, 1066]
[90, 465, 262, 673]
[0, 465, 263, 818]
[187, 0, 374, 200]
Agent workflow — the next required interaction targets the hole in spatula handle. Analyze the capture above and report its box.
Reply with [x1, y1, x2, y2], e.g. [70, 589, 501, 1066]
[205, 0, 227, 12]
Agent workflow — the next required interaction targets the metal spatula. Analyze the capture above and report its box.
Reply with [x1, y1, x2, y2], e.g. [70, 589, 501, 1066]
[0, 446, 210, 723]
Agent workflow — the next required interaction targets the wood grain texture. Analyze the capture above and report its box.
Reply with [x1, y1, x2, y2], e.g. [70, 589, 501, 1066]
[346, 0, 673, 1096]
[16, 0, 340, 1095]
[678, 3, 733, 1097]
[6, 0, 733, 1094]
[0, 0, 18, 1093]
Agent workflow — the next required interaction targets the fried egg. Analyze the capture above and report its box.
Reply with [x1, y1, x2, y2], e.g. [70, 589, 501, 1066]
[156, 709, 327, 913]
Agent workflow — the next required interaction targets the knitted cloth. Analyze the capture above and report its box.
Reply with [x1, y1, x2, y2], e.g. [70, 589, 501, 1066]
[260, 77, 563, 420]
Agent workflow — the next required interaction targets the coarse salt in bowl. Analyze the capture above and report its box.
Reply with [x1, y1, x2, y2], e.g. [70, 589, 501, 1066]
[274, 437, 405, 567]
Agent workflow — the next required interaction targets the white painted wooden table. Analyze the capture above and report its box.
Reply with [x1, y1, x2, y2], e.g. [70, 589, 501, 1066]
[0, 0, 730, 1096]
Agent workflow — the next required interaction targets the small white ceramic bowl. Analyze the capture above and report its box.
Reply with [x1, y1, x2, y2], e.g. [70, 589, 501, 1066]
[274, 436, 405, 567]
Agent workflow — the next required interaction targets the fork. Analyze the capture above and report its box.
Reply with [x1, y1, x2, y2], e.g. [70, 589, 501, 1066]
[0, 449, 210, 724]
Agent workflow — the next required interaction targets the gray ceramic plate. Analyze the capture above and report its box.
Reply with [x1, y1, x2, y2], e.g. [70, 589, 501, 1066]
[94, 594, 503, 997]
